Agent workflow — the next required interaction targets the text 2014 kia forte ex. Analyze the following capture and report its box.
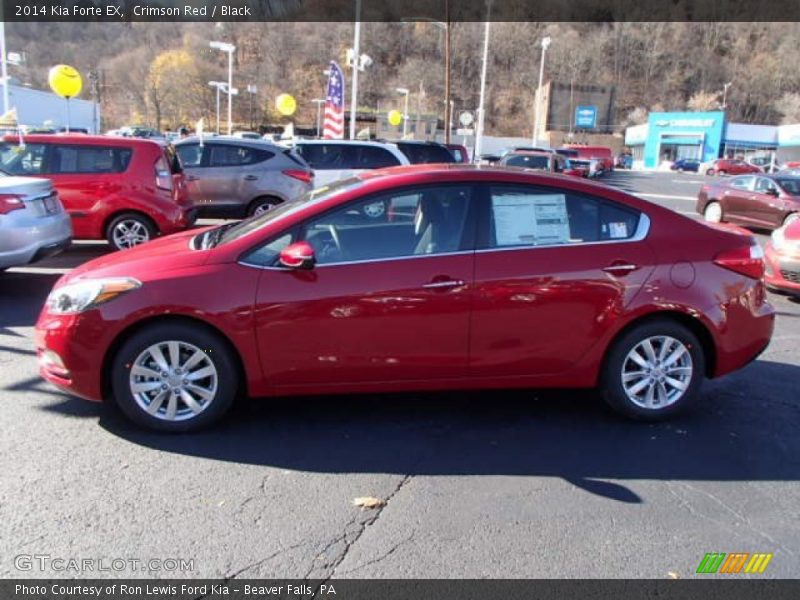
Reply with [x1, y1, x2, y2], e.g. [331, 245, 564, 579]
[35, 165, 775, 431]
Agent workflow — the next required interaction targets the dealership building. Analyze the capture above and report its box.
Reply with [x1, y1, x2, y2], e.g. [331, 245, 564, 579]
[625, 111, 800, 169]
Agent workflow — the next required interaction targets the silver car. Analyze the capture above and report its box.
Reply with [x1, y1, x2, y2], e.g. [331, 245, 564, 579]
[175, 137, 313, 217]
[0, 171, 72, 270]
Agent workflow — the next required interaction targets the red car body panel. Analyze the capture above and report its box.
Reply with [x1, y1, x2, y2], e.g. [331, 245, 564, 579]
[1, 134, 194, 240]
[445, 144, 471, 164]
[765, 220, 800, 295]
[35, 166, 774, 403]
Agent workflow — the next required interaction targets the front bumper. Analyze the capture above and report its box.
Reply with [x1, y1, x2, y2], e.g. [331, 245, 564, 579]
[764, 244, 800, 295]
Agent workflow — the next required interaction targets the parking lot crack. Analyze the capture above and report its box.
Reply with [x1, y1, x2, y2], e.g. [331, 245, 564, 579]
[306, 473, 412, 592]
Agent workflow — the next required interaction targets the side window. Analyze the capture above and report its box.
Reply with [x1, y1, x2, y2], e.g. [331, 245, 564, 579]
[241, 232, 294, 266]
[49, 145, 132, 174]
[356, 146, 401, 169]
[730, 176, 753, 190]
[486, 186, 641, 248]
[209, 144, 273, 167]
[754, 178, 776, 193]
[301, 185, 471, 264]
[296, 144, 347, 170]
[0, 143, 47, 175]
[176, 144, 203, 168]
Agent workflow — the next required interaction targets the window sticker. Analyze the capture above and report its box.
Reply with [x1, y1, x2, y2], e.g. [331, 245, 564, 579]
[609, 221, 629, 239]
[492, 193, 570, 246]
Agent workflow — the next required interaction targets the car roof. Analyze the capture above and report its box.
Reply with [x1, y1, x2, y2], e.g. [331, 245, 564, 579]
[504, 150, 553, 157]
[291, 139, 398, 148]
[176, 136, 283, 150]
[2, 133, 161, 147]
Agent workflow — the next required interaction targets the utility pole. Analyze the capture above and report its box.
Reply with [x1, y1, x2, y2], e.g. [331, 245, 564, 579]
[474, 2, 491, 162]
[531, 36, 552, 146]
[444, 0, 451, 144]
[349, 0, 362, 140]
[0, 22, 9, 114]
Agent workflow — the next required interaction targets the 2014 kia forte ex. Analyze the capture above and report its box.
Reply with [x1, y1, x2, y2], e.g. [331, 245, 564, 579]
[35, 165, 775, 432]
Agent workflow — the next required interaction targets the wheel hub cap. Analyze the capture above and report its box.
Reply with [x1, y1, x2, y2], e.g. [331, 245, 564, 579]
[621, 335, 693, 410]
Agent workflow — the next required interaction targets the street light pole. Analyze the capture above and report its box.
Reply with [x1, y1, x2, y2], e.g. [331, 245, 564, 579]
[0, 22, 9, 115]
[474, 3, 491, 162]
[722, 81, 732, 110]
[396, 87, 410, 139]
[208, 81, 225, 134]
[210, 41, 236, 135]
[531, 36, 551, 146]
[349, 0, 362, 140]
[444, 0, 451, 144]
[312, 99, 325, 138]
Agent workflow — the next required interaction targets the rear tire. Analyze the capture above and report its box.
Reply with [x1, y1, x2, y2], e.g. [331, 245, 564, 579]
[111, 322, 238, 432]
[703, 201, 723, 223]
[717, 170, 727, 176]
[106, 212, 157, 251]
[248, 196, 282, 217]
[601, 319, 705, 421]
[705, 169, 715, 176]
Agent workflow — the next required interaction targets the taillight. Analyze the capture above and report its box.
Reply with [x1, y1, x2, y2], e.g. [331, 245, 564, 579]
[0, 194, 24, 215]
[713, 243, 765, 279]
[282, 169, 314, 184]
[155, 156, 173, 191]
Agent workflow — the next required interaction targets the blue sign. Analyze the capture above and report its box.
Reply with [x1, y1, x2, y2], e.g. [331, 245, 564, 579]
[575, 105, 597, 129]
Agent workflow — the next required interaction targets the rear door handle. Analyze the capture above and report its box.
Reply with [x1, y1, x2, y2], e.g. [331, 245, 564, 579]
[602, 262, 639, 276]
[422, 279, 465, 289]
[244, 175, 259, 181]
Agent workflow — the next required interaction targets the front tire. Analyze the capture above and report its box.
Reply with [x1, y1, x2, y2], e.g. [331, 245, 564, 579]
[704, 201, 723, 223]
[111, 323, 238, 432]
[106, 213, 156, 250]
[601, 320, 705, 420]
[248, 196, 282, 217]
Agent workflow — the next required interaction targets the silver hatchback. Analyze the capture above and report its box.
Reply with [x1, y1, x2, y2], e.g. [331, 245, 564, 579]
[175, 137, 313, 218]
[0, 172, 72, 270]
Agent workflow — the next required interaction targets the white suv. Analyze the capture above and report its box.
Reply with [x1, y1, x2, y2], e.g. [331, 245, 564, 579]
[291, 140, 410, 188]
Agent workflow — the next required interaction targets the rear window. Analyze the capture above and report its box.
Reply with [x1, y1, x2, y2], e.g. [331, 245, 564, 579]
[504, 155, 551, 170]
[777, 179, 800, 195]
[396, 143, 456, 164]
[0, 142, 47, 175]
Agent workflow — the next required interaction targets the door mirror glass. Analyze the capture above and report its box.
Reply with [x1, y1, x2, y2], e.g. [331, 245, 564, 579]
[766, 187, 779, 197]
[279, 241, 316, 270]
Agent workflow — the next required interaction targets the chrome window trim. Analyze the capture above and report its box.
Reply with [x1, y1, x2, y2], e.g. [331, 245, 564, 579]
[237, 213, 650, 271]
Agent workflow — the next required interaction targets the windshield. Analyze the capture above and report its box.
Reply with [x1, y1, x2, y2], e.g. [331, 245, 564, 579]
[505, 155, 550, 170]
[213, 177, 364, 246]
[777, 178, 800, 195]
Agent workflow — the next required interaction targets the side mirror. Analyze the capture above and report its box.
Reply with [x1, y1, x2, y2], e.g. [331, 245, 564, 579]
[766, 187, 780, 197]
[279, 241, 316, 270]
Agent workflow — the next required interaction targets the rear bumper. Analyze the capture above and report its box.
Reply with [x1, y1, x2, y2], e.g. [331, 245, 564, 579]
[0, 212, 73, 269]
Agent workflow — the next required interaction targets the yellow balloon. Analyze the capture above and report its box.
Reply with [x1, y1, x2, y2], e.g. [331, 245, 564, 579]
[275, 93, 297, 116]
[388, 110, 403, 127]
[48, 64, 82, 99]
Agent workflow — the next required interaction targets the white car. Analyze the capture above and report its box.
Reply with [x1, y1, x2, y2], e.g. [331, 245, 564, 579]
[291, 140, 410, 188]
[0, 172, 72, 270]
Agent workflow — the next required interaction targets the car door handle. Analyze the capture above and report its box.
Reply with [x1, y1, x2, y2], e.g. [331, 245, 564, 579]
[422, 279, 465, 289]
[602, 262, 639, 276]
[244, 175, 259, 181]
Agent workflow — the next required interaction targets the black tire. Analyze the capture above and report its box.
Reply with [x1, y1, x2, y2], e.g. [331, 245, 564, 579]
[717, 170, 727, 176]
[600, 319, 706, 421]
[783, 213, 799, 228]
[248, 196, 282, 217]
[111, 322, 239, 432]
[705, 169, 715, 176]
[106, 212, 157, 251]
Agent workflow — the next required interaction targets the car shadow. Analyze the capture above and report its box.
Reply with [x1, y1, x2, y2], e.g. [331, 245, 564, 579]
[34, 358, 800, 503]
[0, 272, 61, 329]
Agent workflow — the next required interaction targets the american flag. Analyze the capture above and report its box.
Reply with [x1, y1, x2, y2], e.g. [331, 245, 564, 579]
[323, 61, 345, 139]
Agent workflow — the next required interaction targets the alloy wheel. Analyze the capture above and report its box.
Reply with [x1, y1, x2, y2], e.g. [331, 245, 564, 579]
[704, 202, 722, 223]
[112, 219, 150, 248]
[621, 336, 694, 410]
[129, 340, 218, 421]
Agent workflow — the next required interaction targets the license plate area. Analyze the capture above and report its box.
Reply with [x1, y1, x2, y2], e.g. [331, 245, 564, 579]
[43, 194, 59, 214]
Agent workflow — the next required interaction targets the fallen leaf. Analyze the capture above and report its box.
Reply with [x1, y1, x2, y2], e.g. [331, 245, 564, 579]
[353, 496, 386, 509]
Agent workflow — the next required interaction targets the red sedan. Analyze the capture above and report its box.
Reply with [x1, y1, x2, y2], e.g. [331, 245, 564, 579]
[765, 219, 800, 296]
[35, 166, 775, 431]
[704, 158, 762, 176]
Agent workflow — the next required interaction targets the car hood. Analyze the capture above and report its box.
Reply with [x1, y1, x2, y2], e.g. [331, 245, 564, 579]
[61, 228, 212, 285]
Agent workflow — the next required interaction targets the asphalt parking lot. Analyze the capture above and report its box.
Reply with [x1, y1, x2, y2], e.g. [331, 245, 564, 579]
[1, 171, 798, 579]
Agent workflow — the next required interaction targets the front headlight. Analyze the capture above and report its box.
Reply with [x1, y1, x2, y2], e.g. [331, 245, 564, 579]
[46, 278, 141, 315]
[771, 228, 786, 252]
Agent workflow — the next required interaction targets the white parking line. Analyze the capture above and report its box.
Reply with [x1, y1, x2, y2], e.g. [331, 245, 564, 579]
[639, 193, 696, 201]
[671, 179, 704, 185]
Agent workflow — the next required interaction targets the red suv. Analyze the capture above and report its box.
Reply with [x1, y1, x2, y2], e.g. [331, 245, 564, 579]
[36, 166, 774, 431]
[0, 135, 195, 250]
